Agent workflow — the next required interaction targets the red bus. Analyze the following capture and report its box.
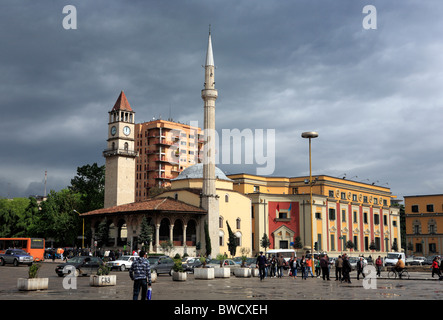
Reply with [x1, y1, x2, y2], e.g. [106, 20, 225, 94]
[0, 238, 45, 262]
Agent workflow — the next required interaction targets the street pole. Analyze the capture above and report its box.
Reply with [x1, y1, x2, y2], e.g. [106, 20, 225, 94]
[302, 132, 318, 259]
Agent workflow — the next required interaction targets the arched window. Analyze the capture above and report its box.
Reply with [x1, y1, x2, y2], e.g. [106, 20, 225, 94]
[225, 194, 229, 202]
[219, 216, 224, 228]
[236, 218, 241, 229]
[124, 142, 129, 152]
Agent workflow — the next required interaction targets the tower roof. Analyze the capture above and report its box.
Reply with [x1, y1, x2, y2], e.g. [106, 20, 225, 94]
[205, 30, 214, 66]
[173, 164, 231, 181]
[112, 91, 133, 112]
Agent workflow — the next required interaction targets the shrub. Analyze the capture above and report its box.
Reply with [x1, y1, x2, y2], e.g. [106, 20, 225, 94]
[28, 263, 41, 279]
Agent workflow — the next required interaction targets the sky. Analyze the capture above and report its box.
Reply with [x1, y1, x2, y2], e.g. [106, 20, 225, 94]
[1, 0, 442, 202]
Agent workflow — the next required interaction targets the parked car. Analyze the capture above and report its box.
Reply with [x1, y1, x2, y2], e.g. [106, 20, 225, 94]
[0, 249, 34, 266]
[405, 256, 426, 266]
[147, 255, 175, 275]
[206, 259, 240, 274]
[55, 256, 104, 277]
[424, 255, 441, 266]
[348, 257, 367, 271]
[182, 257, 203, 273]
[106, 255, 137, 271]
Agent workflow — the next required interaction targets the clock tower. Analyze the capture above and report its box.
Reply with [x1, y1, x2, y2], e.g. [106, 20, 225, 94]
[103, 91, 138, 208]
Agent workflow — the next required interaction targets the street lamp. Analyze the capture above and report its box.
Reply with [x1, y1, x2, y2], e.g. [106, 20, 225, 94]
[301, 131, 318, 257]
[73, 209, 84, 249]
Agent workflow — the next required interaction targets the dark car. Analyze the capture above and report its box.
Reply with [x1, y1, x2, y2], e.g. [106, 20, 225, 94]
[55, 256, 104, 277]
[147, 255, 174, 275]
[182, 258, 203, 273]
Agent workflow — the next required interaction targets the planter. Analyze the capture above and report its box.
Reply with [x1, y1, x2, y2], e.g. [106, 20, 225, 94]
[194, 267, 215, 280]
[234, 268, 251, 278]
[89, 274, 116, 287]
[214, 267, 230, 278]
[251, 268, 260, 277]
[17, 278, 48, 291]
[172, 271, 187, 281]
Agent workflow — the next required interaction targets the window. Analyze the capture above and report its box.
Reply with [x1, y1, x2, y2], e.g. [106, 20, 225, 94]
[374, 214, 380, 225]
[330, 235, 335, 251]
[352, 194, 357, 201]
[353, 236, 358, 251]
[353, 211, 357, 223]
[254, 185, 259, 192]
[427, 204, 434, 212]
[219, 216, 223, 228]
[383, 215, 388, 226]
[363, 212, 368, 224]
[363, 196, 368, 203]
[341, 192, 346, 200]
[411, 205, 419, 212]
[329, 208, 336, 220]
[413, 225, 420, 235]
[315, 212, 322, 219]
[225, 194, 229, 202]
[292, 188, 298, 194]
[236, 218, 241, 229]
[342, 210, 346, 222]
[329, 190, 334, 197]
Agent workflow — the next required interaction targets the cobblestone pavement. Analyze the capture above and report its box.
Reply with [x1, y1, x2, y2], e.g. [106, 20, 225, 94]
[1, 260, 442, 301]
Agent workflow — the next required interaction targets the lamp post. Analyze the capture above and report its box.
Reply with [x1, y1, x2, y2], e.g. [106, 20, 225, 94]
[73, 210, 84, 249]
[301, 131, 318, 258]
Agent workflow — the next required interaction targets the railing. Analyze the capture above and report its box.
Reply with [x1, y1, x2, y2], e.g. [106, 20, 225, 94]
[103, 149, 138, 157]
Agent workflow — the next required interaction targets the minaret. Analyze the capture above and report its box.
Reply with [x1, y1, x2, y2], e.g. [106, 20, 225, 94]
[201, 27, 220, 256]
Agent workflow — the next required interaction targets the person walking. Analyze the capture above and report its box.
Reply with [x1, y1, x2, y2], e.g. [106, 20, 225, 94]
[320, 255, 330, 280]
[356, 257, 366, 280]
[129, 250, 152, 300]
[289, 256, 297, 279]
[342, 254, 352, 283]
[315, 257, 321, 278]
[305, 255, 314, 278]
[431, 257, 440, 278]
[300, 255, 307, 280]
[335, 255, 343, 281]
[277, 254, 285, 278]
[256, 251, 267, 281]
[375, 256, 383, 277]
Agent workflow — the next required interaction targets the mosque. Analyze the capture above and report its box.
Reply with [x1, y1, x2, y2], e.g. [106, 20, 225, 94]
[82, 30, 252, 258]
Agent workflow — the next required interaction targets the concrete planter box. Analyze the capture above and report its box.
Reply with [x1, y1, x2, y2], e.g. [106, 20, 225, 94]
[234, 268, 251, 278]
[17, 278, 49, 291]
[172, 272, 187, 281]
[194, 267, 215, 280]
[151, 271, 158, 283]
[89, 274, 116, 287]
[251, 268, 260, 277]
[214, 267, 231, 278]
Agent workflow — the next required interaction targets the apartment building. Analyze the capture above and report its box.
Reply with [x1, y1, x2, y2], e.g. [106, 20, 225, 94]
[134, 119, 203, 202]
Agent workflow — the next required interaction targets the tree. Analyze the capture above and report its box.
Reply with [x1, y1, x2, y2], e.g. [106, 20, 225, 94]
[260, 234, 271, 252]
[139, 216, 154, 252]
[226, 221, 237, 257]
[69, 163, 105, 213]
[160, 241, 174, 256]
[95, 218, 109, 247]
[346, 240, 355, 251]
[293, 236, 303, 249]
[204, 221, 211, 257]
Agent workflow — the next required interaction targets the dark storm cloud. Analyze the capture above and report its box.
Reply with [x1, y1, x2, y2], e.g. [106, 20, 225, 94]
[0, 1, 442, 200]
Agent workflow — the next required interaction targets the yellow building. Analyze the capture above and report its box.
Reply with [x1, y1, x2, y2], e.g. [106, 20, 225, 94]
[404, 194, 443, 256]
[228, 173, 401, 257]
[158, 164, 252, 257]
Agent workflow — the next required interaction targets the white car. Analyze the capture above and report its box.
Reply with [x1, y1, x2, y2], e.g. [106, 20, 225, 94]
[348, 257, 368, 270]
[106, 255, 137, 271]
[405, 256, 426, 266]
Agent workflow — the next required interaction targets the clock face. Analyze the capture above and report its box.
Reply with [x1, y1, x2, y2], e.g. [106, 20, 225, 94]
[111, 126, 117, 136]
[123, 126, 131, 136]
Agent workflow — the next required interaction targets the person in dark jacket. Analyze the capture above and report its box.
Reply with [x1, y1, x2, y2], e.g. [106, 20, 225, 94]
[129, 250, 152, 300]
[341, 254, 352, 283]
[320, 255, 330, 280]
[256, 252, 267, 281]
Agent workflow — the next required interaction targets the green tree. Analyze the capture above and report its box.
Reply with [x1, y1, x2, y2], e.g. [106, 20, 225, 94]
[95, 217, 109, 247]
[69, 163, 105, 213]
[293, 236, 303, 249]
[139, 216, 154, 252]
[226, 221, 237, 257]
[346, 240, 355, 251]
[260, 234, 271, 253]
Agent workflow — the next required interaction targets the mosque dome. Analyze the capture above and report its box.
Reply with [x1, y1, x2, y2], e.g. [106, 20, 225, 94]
[173, 163, 231, 181]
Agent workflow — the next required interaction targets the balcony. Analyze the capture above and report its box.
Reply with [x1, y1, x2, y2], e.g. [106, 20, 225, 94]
[103, 148, 138, 158]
